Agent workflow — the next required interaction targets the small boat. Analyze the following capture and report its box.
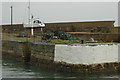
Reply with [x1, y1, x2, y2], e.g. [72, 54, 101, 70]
[23, 0, 45, 35]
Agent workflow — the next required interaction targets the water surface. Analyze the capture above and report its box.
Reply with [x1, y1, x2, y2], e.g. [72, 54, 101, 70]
[2, 57, 120, 78]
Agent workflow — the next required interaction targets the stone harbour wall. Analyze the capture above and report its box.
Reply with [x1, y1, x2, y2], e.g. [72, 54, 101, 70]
[44, 21, 114, 33]
[2, 40, 120, 73]
[54, 61, 120, 73]
[71, 33, 120, 42]
[2, 40, 55, 64]
[2, 21, 114, 33]
[2, 40, 25, 61]
[54, 44, 120, 73]
[30, 42, 55, 67]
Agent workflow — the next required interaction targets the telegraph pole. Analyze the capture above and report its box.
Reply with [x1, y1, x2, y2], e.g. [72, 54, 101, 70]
[11, 5, 13, 25]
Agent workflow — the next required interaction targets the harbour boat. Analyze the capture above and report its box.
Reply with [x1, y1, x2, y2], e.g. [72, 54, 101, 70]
[23, 0, 45, 35]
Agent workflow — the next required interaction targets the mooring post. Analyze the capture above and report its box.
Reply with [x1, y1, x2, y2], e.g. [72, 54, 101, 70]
[81, 40, 84, 44]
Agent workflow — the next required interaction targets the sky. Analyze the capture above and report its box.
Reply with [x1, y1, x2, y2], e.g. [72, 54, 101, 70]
[1, 1, 119, 26]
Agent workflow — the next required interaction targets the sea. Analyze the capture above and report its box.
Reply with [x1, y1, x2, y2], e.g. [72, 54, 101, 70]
[2, 55, 120, 80]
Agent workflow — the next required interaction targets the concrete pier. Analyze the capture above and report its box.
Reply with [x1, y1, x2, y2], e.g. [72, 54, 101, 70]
[2, 40, 120, 73]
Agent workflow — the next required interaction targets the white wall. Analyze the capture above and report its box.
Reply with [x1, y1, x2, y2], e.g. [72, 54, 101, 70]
[54, 44, 118, 65]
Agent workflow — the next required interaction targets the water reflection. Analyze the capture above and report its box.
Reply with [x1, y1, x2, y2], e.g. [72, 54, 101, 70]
[2, 57, 120, 78]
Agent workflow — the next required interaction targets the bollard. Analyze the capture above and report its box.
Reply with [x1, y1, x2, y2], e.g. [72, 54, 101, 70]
[81, 40, 84, 44]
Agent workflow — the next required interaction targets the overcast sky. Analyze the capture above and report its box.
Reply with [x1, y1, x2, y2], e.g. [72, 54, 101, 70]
[2, 2, 119, 26]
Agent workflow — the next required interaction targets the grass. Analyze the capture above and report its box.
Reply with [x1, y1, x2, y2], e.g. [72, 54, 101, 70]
[37, 39, 80, 44]
[32, 39, 105, 44]
[3, 33, 108, 44]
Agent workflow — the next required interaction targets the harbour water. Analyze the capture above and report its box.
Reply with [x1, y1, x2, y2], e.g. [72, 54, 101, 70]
[2, 56, 120, 78]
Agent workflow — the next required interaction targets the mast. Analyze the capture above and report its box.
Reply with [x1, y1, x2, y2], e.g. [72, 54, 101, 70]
[28, 0, 31, 24]
[28, 0, 34, 36]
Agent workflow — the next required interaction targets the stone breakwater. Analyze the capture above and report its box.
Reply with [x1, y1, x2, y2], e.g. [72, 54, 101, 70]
[2, 40, 120, 73]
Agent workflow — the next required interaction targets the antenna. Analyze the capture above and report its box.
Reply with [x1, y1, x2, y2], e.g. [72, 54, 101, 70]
[28, 0, 30, 24]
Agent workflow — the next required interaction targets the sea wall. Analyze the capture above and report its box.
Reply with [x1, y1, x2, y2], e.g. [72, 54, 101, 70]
[2, 40, 120, 73]
[30, 42, 55, 67]
[44, 21, 114, 33]
[2, 40, 24, 60]
[2, 40, 55, 63]
[54, 44, 120, 72]
[2, 21, 114, 33]
[2, 24, 24, 33]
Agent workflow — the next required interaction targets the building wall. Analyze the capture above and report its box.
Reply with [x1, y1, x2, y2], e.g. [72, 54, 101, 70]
[54, 44, 119, 65]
